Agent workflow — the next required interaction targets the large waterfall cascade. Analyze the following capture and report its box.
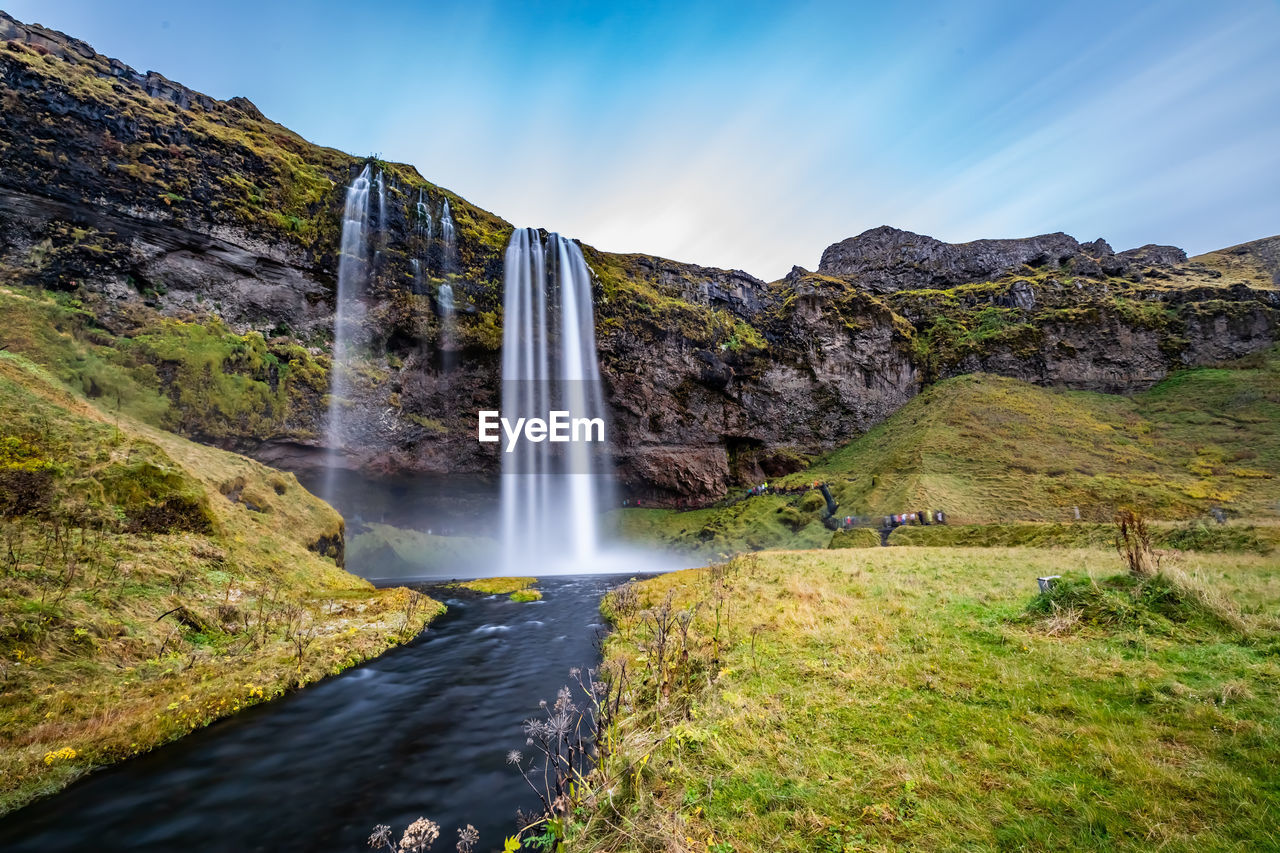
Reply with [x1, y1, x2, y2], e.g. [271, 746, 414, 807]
[322, 165, 373, 502]
[499, 228, 613, 572]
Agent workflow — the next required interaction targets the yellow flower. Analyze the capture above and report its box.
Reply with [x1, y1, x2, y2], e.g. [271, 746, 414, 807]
[42, 747, 77, 765]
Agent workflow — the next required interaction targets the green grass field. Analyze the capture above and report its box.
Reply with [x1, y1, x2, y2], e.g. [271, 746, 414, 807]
[577, 545, 1280, 852]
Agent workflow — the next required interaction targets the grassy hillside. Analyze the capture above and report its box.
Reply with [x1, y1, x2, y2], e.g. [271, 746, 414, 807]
[617, 347, 1280, 554]
[576, 545, 1280, 852]
[796, 347, 1280, 522]
[888, 521, 1278, 553]
[0, 353, 441, 814]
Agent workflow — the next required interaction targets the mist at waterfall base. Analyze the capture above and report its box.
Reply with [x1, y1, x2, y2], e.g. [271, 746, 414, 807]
[316, 174, 679, 579]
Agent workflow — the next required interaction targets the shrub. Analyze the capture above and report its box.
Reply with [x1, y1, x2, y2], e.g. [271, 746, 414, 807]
[126, 496, 214, 535]
[1162, 520, 1271, 555]
[799, 490, 826, 513]
[775, 505, 807, 532]
[1115, 509, 1155, 578]
[1025, 571, 1243, 636]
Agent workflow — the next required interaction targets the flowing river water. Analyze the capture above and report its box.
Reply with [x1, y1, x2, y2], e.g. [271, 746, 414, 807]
[0, 574, 639, 853]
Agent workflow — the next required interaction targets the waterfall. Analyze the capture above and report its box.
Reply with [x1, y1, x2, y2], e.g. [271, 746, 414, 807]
[440, 199, 457, 273]
[415, 188, 433, 238]
[438, 280, 455, 371]
[323, 165, 373, 503]
[499, 228, 613, 572]
[374, 170, 387, 235]
[410, 258, 422, 295]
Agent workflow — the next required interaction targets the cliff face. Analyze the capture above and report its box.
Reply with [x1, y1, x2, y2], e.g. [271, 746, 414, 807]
[817, 225, 1193, 294]
[1, 12, 1277, 503]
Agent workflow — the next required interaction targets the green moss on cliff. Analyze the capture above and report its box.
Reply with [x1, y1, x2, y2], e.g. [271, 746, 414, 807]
[1, 37, 513, 285]
[0, 285, 327, 443]
[586, 247, 770, 355]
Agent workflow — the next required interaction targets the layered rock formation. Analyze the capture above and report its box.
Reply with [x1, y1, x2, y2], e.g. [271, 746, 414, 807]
[1, 11, 1277, 503]
[817, 225, 1188, 293]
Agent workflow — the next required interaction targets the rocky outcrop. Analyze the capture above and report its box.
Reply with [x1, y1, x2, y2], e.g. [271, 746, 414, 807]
[601, 276, 919, 498]
[1118, 244, 1188, 268]
[0, 187, 335, 336]
[611, 253, 768, 315]
[816, 225, 1188, 294]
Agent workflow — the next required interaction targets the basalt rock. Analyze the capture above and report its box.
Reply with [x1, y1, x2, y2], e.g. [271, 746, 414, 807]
[1118, 244, 1188, 268]
[815, 225, 1188, 294]
[817, 226, 1091, 293]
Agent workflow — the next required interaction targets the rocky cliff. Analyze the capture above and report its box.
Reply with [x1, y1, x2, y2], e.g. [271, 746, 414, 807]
[1, 11, 1276, 503]
[816, 225, 1208, 294]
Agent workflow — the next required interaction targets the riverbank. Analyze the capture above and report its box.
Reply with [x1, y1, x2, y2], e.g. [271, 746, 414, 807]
[0, 353, 442, 815]
[0, 575, 620, 852]
[577, 546, 1280, 851]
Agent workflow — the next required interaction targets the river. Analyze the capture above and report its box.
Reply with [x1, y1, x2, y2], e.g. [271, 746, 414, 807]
[0, 574, 638, 853]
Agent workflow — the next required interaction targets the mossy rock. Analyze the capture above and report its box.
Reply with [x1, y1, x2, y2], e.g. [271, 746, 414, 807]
[828, 528, 881, 549]
[799, 490, 826, 513]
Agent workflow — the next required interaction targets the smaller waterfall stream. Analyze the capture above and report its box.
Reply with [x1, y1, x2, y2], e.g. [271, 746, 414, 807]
[438, 280, 455, 372]
[375, 170, 387, 235]
[440, 199, 457, 273]
[415, 188, 433, 238]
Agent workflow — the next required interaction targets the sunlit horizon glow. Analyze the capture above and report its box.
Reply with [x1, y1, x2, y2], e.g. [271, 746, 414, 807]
[6, 0, 1279, 280]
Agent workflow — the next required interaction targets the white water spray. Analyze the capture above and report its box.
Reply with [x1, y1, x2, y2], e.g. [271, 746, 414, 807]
[415, 188, 433, 238]
[440, 199, 457, 273]
[499, 228, 613, 572]
[323, 165, 372, 502]
[375, 170, 387, 236]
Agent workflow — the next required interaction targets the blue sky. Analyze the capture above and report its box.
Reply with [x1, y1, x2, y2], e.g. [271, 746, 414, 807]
[6, 0, 1280, 279]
